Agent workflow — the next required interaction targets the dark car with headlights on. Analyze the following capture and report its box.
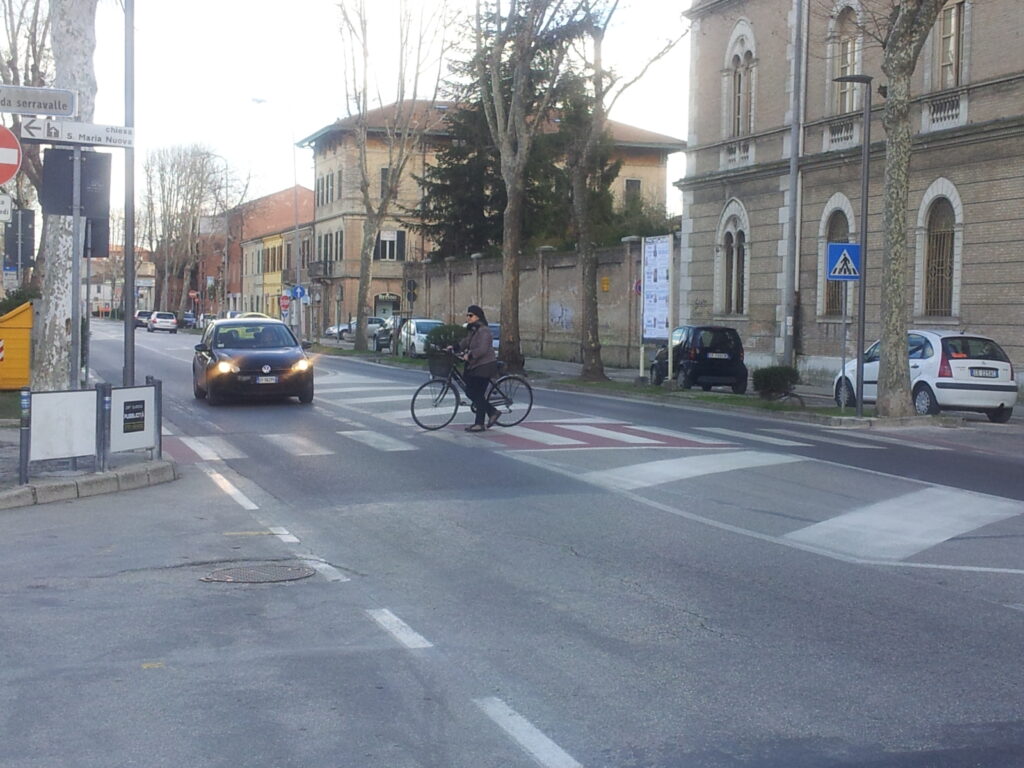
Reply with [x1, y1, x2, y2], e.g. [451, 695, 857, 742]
[192, 318, 314, 405]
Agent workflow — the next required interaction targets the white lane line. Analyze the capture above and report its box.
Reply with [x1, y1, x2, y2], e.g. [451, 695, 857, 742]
[268, 526, 300, 544]
[822, 431, 950, 451]
[339, 430, 416, 452]
[582, 451, 805, 491]
[559, 423, 662, 444]
[267, 433, 333, 456]
[617, 424, 734, 445]
[344, 394, 415, 405]
[697, 427, 811, 447]
[197, 463, 258, 510]
[764, 428, 885, 449]
[475, 697, 582, 768]
[302, 558, 350, 582]
[784, 486, 1023, 560]
[179, 435, 247, 460]
[365, 608, 433, 649]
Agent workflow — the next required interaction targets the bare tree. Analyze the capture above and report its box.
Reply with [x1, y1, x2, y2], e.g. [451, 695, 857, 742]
[31, 0, 97, 391]
[474, 0, 583, 372]
[339, 0, 450, 352]
[564, 1, 684, 381]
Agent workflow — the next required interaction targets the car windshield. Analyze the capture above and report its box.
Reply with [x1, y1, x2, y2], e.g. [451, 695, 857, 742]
[417, 321, 442, 334]
[942, 336, 1009, 362]
[214, 324, 296, 349]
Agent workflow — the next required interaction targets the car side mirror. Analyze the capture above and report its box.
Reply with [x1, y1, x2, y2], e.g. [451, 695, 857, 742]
[194, 343, 209, 352]
[301, 341, 312, 350]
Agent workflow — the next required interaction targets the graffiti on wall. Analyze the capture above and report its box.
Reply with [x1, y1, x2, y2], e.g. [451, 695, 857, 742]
[548, 302, 574, 330]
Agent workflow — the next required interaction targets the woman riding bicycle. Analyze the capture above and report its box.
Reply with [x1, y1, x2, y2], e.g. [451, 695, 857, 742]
[453, 305, 499, 432]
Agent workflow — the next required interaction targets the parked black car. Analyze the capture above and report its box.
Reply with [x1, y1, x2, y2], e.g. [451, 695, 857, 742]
[372, 315, 407, 352]
[650, 325, 748, 393]
[192, 318, 314, 405]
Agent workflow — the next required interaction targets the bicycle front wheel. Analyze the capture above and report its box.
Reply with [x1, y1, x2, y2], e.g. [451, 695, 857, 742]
[411, 378, 459, 430]
[487, 374, 533, 427]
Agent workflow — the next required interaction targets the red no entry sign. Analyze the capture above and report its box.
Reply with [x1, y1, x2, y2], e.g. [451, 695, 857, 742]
[279, 294, 291, 312]
[0, 126, 22, 185]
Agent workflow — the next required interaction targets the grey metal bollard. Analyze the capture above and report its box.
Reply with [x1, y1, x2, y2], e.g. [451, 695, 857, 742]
[18, 387, 30, 485]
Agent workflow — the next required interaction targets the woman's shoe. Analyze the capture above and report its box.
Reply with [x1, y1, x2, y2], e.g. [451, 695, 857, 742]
[465, 424, 486, 432]
[486, 412, 500, 429]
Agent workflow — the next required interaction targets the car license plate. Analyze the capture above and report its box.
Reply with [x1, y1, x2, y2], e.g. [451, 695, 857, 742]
[707, 352, 729, 359]
[969, 368, 998, 378]
[256, 375, 278, 384]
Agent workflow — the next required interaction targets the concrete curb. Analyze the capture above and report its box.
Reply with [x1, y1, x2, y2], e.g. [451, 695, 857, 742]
[0, 460, 179, 511]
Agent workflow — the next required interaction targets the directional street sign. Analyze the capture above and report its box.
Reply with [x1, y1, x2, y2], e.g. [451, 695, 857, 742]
[20, 117, 133, 148]
[0, 85, 77, 117]
[291, 285, 306, 299]
[827, 242, 862, 281]
[0, 126, 22, 185]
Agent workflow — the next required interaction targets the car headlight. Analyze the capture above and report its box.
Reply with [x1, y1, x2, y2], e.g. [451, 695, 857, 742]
[292, 359, 311, 372]
[216, 360, 239, 374]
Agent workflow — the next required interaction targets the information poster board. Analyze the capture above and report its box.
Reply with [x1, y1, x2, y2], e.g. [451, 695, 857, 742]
[29, 390, 96, 461]
[641, 234, 672, 341]
[110, 385, 157, 453]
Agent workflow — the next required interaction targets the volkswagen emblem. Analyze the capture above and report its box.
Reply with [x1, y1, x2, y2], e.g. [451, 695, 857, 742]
[261, 364, 271, 374]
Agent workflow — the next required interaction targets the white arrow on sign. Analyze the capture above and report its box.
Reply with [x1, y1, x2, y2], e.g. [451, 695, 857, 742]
[21, 118, 133, 148]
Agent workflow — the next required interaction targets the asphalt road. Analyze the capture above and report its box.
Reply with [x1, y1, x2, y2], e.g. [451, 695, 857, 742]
[2, 320, 1022, 768]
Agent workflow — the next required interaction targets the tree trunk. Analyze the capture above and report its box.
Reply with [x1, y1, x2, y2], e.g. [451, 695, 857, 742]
[353, 217, 379, 353]
[572, 161, 607, 381]
[499, 178, 525, 373]
[31, 0, 98, 391]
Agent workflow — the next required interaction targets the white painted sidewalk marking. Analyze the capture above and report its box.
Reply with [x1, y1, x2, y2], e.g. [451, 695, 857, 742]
[268, 526, 300, 544]
[582, 450, 805, 491]
[365, 608, 433, 649]
[339, 430, 416, 452]
[267, 434, 332, 456]
[784, 486, 1024, 560]
[475, 697, 582, 768]
[697, 427, 810, 446]
[197, 463, 258, 510]
[179, 435, 247, 460]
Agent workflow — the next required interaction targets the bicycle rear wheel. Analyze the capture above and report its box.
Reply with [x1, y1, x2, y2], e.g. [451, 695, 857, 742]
[487, 374, 533, 426]
[411, 378, 459, 430]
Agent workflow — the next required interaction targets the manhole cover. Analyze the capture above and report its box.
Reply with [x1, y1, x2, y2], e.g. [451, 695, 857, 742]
[201, 564, 316, 583]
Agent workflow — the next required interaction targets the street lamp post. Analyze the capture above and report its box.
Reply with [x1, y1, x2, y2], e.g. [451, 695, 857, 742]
[834, 73, 872, 417]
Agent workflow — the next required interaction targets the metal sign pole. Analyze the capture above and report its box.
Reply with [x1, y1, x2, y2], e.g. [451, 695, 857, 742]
[70, 146, 82, 390]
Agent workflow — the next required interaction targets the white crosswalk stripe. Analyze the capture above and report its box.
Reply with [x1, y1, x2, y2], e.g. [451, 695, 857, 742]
[338, 430, 416, 452]
[343, 394, 416, 405]
[696, 427, 811, 447]
[507, 426, 588, 446]
[763, 428, 884, 449]
[580, 451, 805, 491]
[784, 487, 1023, 560]
[559, 423, 663, 444]
[179, 435, 247, 460]
[817, 430, 950, 451]
[266, 433, 333, 456]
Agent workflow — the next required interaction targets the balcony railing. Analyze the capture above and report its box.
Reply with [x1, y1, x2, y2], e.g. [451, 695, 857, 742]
[928, 92, 962, 128]
[825, 117, 856, 151]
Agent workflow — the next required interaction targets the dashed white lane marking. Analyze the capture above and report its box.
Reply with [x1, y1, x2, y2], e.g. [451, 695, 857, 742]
[764, 428, 885, 449]
[560, 423, 662, 444]
[475, 697, 582, 768]
[180, 435, 247, 460]
[339, 430, 416, 452]
[197, 463, 258, 510]
[784, 486, 1023, 560]
[365, 608, 433, 649]
[697, 427, 811, 447]
[268, 526, 300, 544]
[267, 433, 332, 456]
[301, 558, 350, 582]
[582, 450, 805, 491]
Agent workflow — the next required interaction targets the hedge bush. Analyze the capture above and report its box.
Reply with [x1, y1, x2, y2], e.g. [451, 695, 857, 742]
[425, 323, 468, 353]
[752, 365, 800, 398]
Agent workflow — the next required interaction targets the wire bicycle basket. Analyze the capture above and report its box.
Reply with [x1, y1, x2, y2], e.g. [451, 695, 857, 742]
[427, 352, 455, 378]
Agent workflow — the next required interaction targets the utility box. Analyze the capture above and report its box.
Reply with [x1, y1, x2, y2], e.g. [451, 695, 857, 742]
[0, 301, 32, 389]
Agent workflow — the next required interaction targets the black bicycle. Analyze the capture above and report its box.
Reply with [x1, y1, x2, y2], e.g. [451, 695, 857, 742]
[410, 351, 533, 430]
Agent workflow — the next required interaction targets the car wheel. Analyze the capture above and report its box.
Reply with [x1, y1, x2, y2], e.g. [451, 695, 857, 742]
[986, 406, 1013, 424]
[147, 327, 153, 332]
[340, 330, 349, 341]
[206, 381, 221, 406]
[298, 379, 314, 404]
[701, 384, 712, 392]
[409, 343, 416, 357]
[649, 365, 664, 386]
[912, 383, 940, 416]
[193, 376, 206, 400]
[731, 379, 748, 395]
[171, 329, 177, 334]
[677, 367, 694, 390]
[834, 378, 856, 408]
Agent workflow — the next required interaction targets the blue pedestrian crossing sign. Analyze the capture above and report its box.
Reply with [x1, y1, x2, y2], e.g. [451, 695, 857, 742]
[827, 242, 861, 281]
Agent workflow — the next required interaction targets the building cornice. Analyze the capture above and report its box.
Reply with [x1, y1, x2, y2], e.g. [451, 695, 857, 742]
[686, 0, 747, 21]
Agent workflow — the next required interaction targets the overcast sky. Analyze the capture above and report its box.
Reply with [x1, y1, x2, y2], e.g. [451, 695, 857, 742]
[92, 0, 691, 213]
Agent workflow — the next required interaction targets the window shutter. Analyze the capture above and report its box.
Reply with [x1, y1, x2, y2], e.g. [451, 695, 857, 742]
[397, 230, 406, 261]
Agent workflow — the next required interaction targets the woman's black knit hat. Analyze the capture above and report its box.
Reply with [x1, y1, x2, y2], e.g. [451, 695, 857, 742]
[466, 305, 488, 324]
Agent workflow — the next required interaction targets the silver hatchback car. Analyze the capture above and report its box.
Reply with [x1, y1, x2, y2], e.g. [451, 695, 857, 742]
[147, 311, 179, 334]
[834, 330, 1017, 422]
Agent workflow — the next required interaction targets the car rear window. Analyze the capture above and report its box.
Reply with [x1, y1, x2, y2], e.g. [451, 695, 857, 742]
[697, 329, 741, 352]
[154, 312, 175, 320]
[942, 337, 1009, 362]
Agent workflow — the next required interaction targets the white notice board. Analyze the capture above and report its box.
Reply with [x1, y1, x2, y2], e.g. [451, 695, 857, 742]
[110, 385, 157, 453]
[641, 234, 672, 341]
[30, 390, 97, 461]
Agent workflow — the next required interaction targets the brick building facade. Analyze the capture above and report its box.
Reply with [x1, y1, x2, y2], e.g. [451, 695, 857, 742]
[679, 0, 1023, 386]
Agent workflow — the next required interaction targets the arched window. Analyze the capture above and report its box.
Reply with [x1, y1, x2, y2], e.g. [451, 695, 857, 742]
[825, 210, 850, 315]
[925, 198, 955, 315]
[730, 50, 754, 137]
[721, 224, 746, 315]
[834, 7, 859, 114]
